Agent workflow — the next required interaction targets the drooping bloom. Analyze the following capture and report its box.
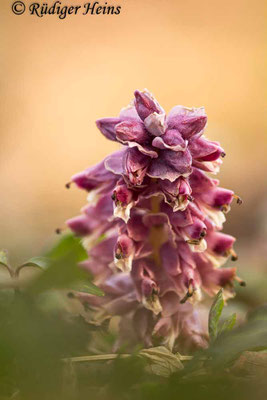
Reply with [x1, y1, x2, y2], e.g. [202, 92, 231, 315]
[66, 89, 242, 352]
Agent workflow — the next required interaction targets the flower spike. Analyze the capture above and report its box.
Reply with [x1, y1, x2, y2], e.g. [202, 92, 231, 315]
[66, 89, 240, 351]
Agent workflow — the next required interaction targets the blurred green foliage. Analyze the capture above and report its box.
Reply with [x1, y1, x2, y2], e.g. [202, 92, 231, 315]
[0, 235, 266, 400]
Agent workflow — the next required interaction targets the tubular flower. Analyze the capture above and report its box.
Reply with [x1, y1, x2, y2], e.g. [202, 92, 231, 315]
[66, 89, 242, 352]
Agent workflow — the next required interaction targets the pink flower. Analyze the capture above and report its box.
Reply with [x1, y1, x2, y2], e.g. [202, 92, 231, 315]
[96, 90, 221, 184]
[66, 89, 242, 351]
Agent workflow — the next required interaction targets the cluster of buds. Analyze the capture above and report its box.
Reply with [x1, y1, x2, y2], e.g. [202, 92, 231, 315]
[66, 89, 243, 351]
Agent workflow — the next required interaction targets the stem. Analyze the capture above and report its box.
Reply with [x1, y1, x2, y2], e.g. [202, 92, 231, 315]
[62, 353, 193, 363]
[149, 195, 167, 266]
[62, 354, 131, 363]
[150, 195, 161, 214]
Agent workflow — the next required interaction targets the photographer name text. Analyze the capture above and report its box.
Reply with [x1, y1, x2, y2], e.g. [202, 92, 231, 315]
[12, 1, 122, 18]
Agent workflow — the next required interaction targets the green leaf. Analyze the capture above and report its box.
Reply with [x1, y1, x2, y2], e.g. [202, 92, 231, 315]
[208, 318, 267, 368]
[218, 313, 236, 336]
[46, 234, 87, 263]
[23, 234, 104, 296]
[208, 289, 224, 342]
[0, 249, 9, 267]
[70, 282, 104, 297]
[139, 346, 183, 377]
[26, 247, 91, 295]
[17, 257, 49, 275]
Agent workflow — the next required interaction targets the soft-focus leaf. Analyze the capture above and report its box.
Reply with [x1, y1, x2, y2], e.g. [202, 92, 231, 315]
[218, 313, 236, 336]
[26, 247, 90, 295]
[24, 234, 105, 296]
[71, 282, 104, 297]
[46, 233, 87, 262]
[18, 257, 49, 274]
[208, 289, 224, 342]
[0, 293, 90, 399]
[0, 250, 9, 268]
[139, 346, 183, 377]
[208, 319, 267, 368]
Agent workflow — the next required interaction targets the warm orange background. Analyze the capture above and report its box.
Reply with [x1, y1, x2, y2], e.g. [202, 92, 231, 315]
[0, 0, 266, 265]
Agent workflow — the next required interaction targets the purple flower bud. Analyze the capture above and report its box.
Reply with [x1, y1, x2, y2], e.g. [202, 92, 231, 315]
[141, 277, 162, 315]
[134, 89, 163, 120]
[141, 277, 157, 298]
[113, 182, 133, 205]
[189, 167, 217, 193]
[195, 253, 236, 296]
[83, 193, 113, 219]
[123, 148, 150, 186]
[206, 231, 236, 257]
[115, 234, 135, 258]
[104, 149, 126, 176]
[90, 235, 118, 264]
[116, 120, 150, 144]
[179, 178, 192, 196]
[114, 234, 135, 272]
[66, 215, 93, 236]
[159, 177, 192, 211]
[189, 137, 224, 162]
[148, 149, 192, 182]
[78, 273, 138, 316]
[200, 187, 234, 209]
[72, 159, 116, 191]
[152, 129, 187, 151]
[112, 182, 134, 223]
[183, 216, 207, 241]
[101, 273, 134, 296]
[96, 117, 121, 141]
[167, 106, 207, 139]
[162, 177, 190, 197]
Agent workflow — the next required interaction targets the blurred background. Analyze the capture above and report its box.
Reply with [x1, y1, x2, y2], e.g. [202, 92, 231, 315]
[0, 0, 266, 290]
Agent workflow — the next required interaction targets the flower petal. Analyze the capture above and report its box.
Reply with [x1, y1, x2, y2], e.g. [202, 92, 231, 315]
[72, 159, 117, 191]
[119, 103, 140, 120]
[147, 149, 192, 182]
[206, 231, 236, 256]
[160, 242, 181, 276]
[104, 149, 126, 175]
[114, 234, 135, 272]
[152, 129, 187, 151]
[126, 141, 158, 158]
[123, 147, 151, 185]
[116, 120, 150, 144]
[127, 210, 150, 241]
[189, 137, 224, 162]
[200, 187, 234, 209]
[167, 106, 207, 139]
[134, 89, 164, 120]
[66, 215, 93, 236]
[144, 112, 166, 136]
[96, 117, 121, 141]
